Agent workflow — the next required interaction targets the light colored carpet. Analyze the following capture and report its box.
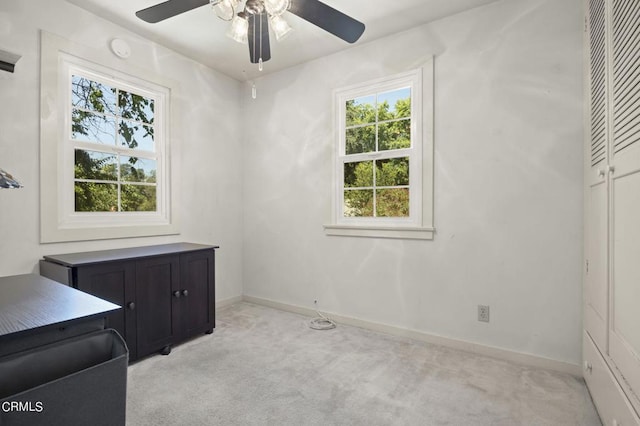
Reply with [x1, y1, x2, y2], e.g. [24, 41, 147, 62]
[126, 302, 601, 426]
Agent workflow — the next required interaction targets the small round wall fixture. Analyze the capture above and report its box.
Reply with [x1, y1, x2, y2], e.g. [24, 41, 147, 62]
[110, 38, 131, 59]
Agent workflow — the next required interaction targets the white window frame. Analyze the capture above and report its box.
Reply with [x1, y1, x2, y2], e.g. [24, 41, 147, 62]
[40, 31, 179, 242]
[324, 62, 434, 240]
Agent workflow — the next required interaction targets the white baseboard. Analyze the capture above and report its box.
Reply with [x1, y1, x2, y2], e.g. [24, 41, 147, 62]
[216, 295, 243, 310]
[242, 295, 582, 377]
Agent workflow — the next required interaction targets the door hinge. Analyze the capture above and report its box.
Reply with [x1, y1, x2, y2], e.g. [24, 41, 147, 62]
[586, 259, 589, 274]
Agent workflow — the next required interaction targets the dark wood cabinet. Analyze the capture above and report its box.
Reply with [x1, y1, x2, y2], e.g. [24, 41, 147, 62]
[135, 255, 179, 359]
[0, 275, 127, 426]
[0, 274, 120, 358]
[40, 243, 218, 361]
[76, 261, 137, 359]
[179, 250, 215, 338]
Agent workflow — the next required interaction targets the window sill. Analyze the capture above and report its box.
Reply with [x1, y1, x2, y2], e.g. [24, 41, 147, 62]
[323, 224, 434, 240]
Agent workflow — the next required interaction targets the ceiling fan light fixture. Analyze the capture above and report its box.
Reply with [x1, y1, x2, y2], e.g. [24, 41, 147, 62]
[269, 14, 292, 41]
[226, 14, 249, 43]
[137, 0, 366, 67]
[263, 0, 290, 16]
[211, 0, 237, 21]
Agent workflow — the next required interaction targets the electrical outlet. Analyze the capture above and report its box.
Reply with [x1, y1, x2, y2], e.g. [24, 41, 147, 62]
[478, 305, 490, 323]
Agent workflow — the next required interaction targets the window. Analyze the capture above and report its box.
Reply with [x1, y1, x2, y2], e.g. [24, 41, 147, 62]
[40, 32, 178, 242]
[342, 87, 412, 219]
[71, 72, 160, 213]
[325, 65, 434, 240]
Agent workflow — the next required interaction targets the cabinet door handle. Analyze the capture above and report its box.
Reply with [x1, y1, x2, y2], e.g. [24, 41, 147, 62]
[597, 168, 605, 177]
[173, 290, 181, 299]
[127, 302, 135, 310]
[182, 289, 189, 297]
[607, 165, 615, 174]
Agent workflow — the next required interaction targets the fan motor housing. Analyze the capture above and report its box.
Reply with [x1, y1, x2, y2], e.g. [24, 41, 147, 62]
[244, 0, 265, 15]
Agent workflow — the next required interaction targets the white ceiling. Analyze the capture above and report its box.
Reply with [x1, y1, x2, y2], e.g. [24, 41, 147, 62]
[65, 0, 498, 81]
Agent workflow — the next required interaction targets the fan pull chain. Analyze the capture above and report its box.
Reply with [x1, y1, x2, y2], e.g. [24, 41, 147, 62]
[258, 13, 263, 72]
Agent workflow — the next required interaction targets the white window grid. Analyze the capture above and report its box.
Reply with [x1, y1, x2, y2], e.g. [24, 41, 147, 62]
[69, 68, 159, 213]
[335, 69, 423, 227]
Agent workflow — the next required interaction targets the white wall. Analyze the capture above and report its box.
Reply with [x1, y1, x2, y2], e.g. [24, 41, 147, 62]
[242, 0, 584, 365]
[0, 0, 244, 303]
[0, 0, 585, 366]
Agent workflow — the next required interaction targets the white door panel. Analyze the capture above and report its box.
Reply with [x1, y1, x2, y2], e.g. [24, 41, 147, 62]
[586, 180, 608, 351]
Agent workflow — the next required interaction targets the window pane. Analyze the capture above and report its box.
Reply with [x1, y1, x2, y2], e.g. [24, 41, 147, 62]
[74, 182, 118, 212]
[346, 125, 376, 155]
[72, 110, 116, 144]
[74, 150, 117, 180]
[119, 120, 155, 151]
[120, 156, 157, 183]
[344, 161, 373, 188]
[376, 188, 409, 217]
[376, 157, 409, 186]
[121, 184, 157, 212]
[119, 90, 154, 124]
[344, 189, 373, 217]
[71, 76, 116, 113]
[346, 95, 375, 127]
[378, 88, 411, 120]
[379, 119, 411, 151]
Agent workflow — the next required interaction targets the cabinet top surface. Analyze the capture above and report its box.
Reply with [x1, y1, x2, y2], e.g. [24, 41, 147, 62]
[0, 274, 120, 339]
[43, 242, 218, 267]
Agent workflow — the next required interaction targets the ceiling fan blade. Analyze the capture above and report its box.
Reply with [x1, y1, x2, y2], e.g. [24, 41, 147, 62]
[136, 0, 209, 23]
[288, 0, 365, 43]
[248, 13, 272, 64]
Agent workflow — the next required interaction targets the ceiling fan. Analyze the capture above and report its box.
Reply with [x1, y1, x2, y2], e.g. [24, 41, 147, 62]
[136, 0, 366, 67]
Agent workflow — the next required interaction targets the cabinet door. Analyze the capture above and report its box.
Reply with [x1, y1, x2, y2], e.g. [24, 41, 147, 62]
[585, 0, 610, 352]
[179, 250, 215, 339]
[585, 180, 608, 350]
[76, 262, 137, 360]
[608, 0, 640, 410]
[135, 255, 180, 359]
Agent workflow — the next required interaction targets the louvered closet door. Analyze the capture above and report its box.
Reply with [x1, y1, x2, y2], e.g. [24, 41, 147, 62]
[608, 0, 640, 407]
[585, 0, 609, 352]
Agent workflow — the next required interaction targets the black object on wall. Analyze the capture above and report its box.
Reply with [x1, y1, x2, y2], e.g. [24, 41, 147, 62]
[0, 61, 14, 73]
[0, 168, 23, 188]
[0, 50, 20, 73]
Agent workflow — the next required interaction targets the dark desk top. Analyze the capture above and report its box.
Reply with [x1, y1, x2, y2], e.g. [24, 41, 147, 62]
[0, 274, 120, 340]
[43, 242, 218, 267]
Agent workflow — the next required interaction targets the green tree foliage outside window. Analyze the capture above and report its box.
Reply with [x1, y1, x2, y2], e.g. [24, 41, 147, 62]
[344, 88, 411, 218]
[71, 75, 157, 212]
